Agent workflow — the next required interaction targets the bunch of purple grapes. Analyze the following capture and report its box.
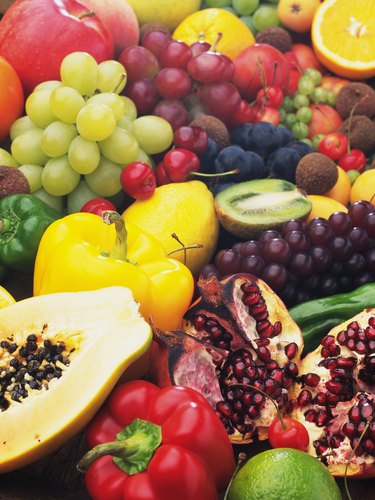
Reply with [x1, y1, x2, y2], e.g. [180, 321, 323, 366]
[201, 200, 375, 307]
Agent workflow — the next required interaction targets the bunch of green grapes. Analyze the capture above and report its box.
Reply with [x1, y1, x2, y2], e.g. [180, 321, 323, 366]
[10, 52, 174, 213]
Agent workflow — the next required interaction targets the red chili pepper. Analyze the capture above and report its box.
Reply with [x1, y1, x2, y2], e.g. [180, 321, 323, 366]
[77, 380, 236, 500]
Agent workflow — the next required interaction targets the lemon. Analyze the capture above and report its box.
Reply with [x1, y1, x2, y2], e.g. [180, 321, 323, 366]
[228, 448, 342, 500]
[123, 180, 219, 276]
[350, 169, 375, 204]
[0, 285, 16, 308]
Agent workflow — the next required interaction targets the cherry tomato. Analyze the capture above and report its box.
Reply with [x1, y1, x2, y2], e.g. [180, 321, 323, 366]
[318, 132, 348, 161]
[0, 56, 24, 143]
[81, 198, 117, 216]
[120, 161, 156, 200]
[268, 417, 310, 451]
[338, 149, 367, 172]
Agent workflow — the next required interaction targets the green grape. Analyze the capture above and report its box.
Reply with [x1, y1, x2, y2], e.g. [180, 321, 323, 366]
[33, 80, 63, 92]
[41, 121, 78, 157]
[296, 106, 313, 124]
[11, 129, 49, 165]
[117, 115, 134, 133]
[33, 188, 64, 212]
[86, 93, 125, 121]
[222, 6, 236, 14]
[50, 85, 86, 124]
[291, 121, 309, 140]
[68, 135, 101, 174]
[97, 60, 127, 94]
[99, 127, 139, 164]
[121, 96, 137, 120]
[326, 91, 336, 106]
[205, 0, 231, 7]
[0, 148, 18, 167]
[131, 116, 173, 155]
[278, 107, 286, 122]
[312, 134, 325, 151]
[67, 180, 98, 214]
[281, 96, 295, 113]
[311, 87, 328, 104]
[60, 51, 98, 97]
[303, 68, 322, 86]
[284, 113, 297, 130]
[301, 138, 313, 148]
[240, 15, 258, 35]
[25, 89, 57, 128]
[129, 148, 155, 169]
[233, 0, 259, 16]
[297, 77, 316, 96]
[9, 115, 40, 141]
[252, 4, 280, 31]
[85, 157, 122, 197]
[293, 93, 310, 109]
[76, 103, 117, 141]
[42, 155, 81, 196]
[18, 164, 44, 193]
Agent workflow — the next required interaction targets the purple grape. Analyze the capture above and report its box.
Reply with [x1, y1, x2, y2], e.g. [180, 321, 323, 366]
[200, 264, 221, 279]
[215, 249, 242, 276]
[259, 230, 281, 245]
[308, 221, 334, 246]
[284, 230, 309, 253]
[303, 274, 321, 292]
[343, 253, 366, 275]
[310, 246, 333, 273]
[288, 253, 314, 278]
[240, 240, 264, 257]
[348, 201, 374, 226]
[261, 263, 288, 291]
[328, 211, 353, 235]
[353, 271, 375, 288]
[337, 275, 353, 293]
[241, 255, 266, 276]
[279, 282, 297, 307]
[365, 248, 375, 272]
[363, 212, 375, 238]
[281, 219, 307, 235]
[329, 236, 353, 261]
[320, 274, 339, 296]
[348, 226, 369, 252]
[263, 238, 292, 265]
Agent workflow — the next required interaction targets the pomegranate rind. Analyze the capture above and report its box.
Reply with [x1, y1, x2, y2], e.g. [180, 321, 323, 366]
[291, 308, 375, 478]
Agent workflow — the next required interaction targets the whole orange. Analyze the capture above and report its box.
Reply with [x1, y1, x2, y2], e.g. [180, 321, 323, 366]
[323, 166, 351, 207]
[172, 8, 255, 60]
[278, 0, 321, 34]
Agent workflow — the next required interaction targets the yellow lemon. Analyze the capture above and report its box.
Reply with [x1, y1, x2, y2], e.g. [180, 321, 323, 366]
[350, 169, 375, 204]
[123, 180, 219, 276]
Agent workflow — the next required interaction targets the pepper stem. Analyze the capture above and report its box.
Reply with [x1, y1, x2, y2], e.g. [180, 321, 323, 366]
[102, 210, 128, 261]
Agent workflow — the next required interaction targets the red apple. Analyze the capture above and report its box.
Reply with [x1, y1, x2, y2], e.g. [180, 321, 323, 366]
[80, 0, 140, 57]
[320, 76, 350, 95]
[288, 43, 327, 74]
[318, 132, 348, 161]
[232, 43, 290, 100]
[308, 104, 343, 139]
[0, 0, 114, 95]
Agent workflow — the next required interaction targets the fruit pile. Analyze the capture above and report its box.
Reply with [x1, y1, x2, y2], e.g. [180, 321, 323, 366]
[0, 0, 374, 499]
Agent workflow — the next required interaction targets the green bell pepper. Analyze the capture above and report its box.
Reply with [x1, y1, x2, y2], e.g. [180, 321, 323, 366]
[0, 194, 62, 274]
[289, 283, 375, 354]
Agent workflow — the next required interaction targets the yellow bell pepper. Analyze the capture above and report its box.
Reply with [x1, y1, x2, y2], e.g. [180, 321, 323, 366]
[33, 211, 194, 331]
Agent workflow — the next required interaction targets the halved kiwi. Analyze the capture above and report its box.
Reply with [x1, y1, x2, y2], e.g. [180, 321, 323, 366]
[214, 179, 312, 239]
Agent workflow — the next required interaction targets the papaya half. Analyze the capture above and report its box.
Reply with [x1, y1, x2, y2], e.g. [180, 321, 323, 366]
[0, 286, 152, 473]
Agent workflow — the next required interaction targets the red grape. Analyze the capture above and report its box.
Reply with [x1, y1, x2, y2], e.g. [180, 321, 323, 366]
[124, 78, 160, 115]
[118, 46, 160, 81]
[153, 99, 190, 130]
[141, 30, 172, 58]
[159, 40, 192, 69]
[155, 68, 192, 99]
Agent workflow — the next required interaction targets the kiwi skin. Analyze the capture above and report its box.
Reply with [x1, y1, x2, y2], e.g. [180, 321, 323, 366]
[214, 179, 312, 240]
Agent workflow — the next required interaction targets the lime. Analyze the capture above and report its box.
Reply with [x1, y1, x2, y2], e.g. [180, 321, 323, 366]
[228, 448, 342, 500]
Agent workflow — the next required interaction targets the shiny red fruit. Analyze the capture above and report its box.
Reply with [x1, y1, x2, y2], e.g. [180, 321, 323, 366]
[162, 148, 200, 182]
[338, 149, 367, 172]
[256, 85, 284, 108]
[120, 161, 156, 200]
[268, 417, 310, 451]
[318, 132, 349, 161]
[173, 126, 208, 155]
[81, 198, 117, 216]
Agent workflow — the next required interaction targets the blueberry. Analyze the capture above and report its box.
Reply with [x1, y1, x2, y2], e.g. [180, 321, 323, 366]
[215, 145, 265, 183]
[198, 138, 219, 174]
[231, 123, 254, 149]
[246, 122, 282, 158]
[278, 126, 295, 147]
[287, 140, 314, 157]
[267, 147, 301, 183]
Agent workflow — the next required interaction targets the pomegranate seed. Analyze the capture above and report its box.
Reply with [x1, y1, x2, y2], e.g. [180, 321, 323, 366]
[321, 347, 330, 358]
[336, 357, 357, 369]
[285, 361, 298, 376]
[314, 392, 327, 405]
[346, 328, 358, 341]
[242, 292, 261, 306]
[357, 421, 367, 435]
[241, 282, 259, 294]
[330, 367, 349, 378]
[361, 403, 373, 419]
[315, 443, 329, 455]
[253, 380, 264, 391]
[248, 405, 260, 419]
[245, 367, 257, 379]
[343, 422, 356, 438]
[242, 391, 253, 406]
[348, 321, 360, 331]
[233, 361, 246, 379]
[355, 340, 367, 354]
[326, 379, 346, 394]
[251, 303, 268, 320]
[193, 315, 206, 330]
[316, 410, 329, 427]
[257, 367, 266, 380]
[357, 330, 367, 341]
[255, 338, 270, 347]
[264, 378, 277, 395]
[285, 342, 298, 359]
[210, 326, 223, 340]
[368, 341, 375, 352]
[337, 330, 347, 344]
[256, 320, 273, 336]
[233, 400, 243, 412]
[349, 406, 361, 424]
[366, 326, 375, 340]
[362, 439, 375, 454]
[297, 389, 312, 407]
[319, 359, 338, 370]
[257, 346, 271, 362]
[369, 316, 375, 327]
[216, 401, 232, 417]
[253, 393, 265, 406]
[206, 318, 219, 328]
[273, 321, 282, 336]
[304, 373, 320, 387]
[330, 434, 344, 448]
[351, 438, 364, 456]
[346, 339, 356, 350]
[304, 409, 316, 422]
[326, 392, 340, 405]
[269, 369, 284, 384]
[321, 335, 335, 346]
[369, 422, 375, 439]
[266, 360, 278, 371]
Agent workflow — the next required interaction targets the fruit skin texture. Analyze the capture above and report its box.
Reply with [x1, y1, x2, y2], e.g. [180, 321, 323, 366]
[278, 0, 321, 34]
[350, 169, 375, 204]
[127, 0, 201, 32]
[0, 0, 114, 95]
[0, 286, 152, 473]
[79, 0, 140, 57]
[323, 166, 351, 207]
[0, 56, 24, 143]
[123, 180, 219, 277]
[227, 448, 342, 500]
[305, 195, 348, 222]
[308, 104, 343, 139]
[173, 8, 255, 61]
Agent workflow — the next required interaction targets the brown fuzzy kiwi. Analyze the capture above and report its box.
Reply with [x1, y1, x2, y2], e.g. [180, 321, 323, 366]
[340, 115, 375, 155]
[335, 82, 375, 119]
[295, 153, 338, 195]
[255, 27, 293, 53]
[0, 166, 30, 198]
[190, 114, 231, 150]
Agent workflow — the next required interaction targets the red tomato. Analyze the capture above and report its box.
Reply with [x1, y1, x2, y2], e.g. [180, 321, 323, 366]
[0, 56, 24, 143]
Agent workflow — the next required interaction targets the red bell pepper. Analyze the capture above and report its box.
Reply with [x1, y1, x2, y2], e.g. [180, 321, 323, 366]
[77, 380, 236, 500]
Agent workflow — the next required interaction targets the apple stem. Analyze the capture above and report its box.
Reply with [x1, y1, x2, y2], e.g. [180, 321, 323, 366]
[77, 10, 96, 20]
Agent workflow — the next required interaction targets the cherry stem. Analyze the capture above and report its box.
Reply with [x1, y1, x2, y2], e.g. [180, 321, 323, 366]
[344, 416, 372, 500]
[191, 168, 239, 179]
[223, 452, 247, 500]
[168, 232, 203, 265]
[210, 32, 223, 53]
[77, 10, 95, 20]
[227, 381, 287, 430]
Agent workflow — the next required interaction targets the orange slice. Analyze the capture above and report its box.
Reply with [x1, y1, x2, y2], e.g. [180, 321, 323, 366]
[173, 8, 255, 60]
[311, 0, 375, 80]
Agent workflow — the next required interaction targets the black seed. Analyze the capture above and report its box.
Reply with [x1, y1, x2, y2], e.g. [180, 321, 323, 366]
[26, 334, 37, 342]
[18, 346, 28, 357]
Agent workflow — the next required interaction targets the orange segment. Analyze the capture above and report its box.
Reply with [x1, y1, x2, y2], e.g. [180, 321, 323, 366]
[312, 0, 375, 79]
[173, 8, 255, 60]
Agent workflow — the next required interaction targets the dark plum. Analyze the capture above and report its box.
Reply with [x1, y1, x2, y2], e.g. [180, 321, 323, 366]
[267, 147, 301, 183]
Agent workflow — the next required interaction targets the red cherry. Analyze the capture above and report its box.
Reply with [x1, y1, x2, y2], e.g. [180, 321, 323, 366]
[256, 86, 284, 109]
[120, 161, 156, 200]
[228, 99, 257, 127]
[173, 126, 208, 154]
[162, 148, 200, 182]
[338, 149, 367, 172]
[268, 417, 310, 451]
[81, 198, 117, 216]
[155, 161, 171, 186]
[318, 132, 349, 161]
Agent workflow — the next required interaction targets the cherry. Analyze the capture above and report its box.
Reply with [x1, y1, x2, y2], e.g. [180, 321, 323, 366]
[190, 39, 211, 57]
[338, 149, 367, 172]
[161, 148, 200, 182]
[268, 417, 310, 451]
[254, 105, 281, 125]
[318, 132, 349, 161]
[81, 198, 117, 216]
[120, 161, 156, 200]
[229, 99, 257, 126]
[173, 126, 208, 154]
[155, 161, 171, 186]
[256, 85, 284, 109]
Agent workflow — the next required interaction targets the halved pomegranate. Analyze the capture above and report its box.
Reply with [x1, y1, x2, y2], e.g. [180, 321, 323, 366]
[292, 309, 375, 478]
[150, 273, 303, 444]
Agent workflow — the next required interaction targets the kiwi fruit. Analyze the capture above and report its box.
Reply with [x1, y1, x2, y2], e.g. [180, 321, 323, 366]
[295, 152, 338, 195]
[335, 82, 375, 119]
[214, 179, 312, 239]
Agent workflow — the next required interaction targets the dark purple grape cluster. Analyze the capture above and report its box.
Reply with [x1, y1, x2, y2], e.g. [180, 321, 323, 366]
[200, 201, 375, 307]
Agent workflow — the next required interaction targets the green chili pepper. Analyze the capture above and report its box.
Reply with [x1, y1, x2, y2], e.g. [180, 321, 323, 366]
[0, 194, 62, 274]
[289, 283, 375, 354]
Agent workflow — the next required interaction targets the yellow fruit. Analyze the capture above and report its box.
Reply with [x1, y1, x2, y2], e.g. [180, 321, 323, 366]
[0, 285, 15, 308]
[324, 166, 351, 207]
[126, 0, 202, 31]
[277, 0, 321, 34]
[312, 0, 375, 80]
[173, 8, 255, 60]
[350, 169, 375, 204]
[123, 180, 219, 276]
[306, 195, 348, 222]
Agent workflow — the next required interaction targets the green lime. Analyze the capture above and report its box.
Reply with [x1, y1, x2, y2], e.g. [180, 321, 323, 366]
[228, 448, 342, 500]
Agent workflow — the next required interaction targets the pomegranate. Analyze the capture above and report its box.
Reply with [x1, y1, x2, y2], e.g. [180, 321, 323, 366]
[292, 309, 375, 478]
[150, 273, 303, 444]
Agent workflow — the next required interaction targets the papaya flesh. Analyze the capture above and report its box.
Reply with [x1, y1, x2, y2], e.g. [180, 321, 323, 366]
[0, 286, 152, 473]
